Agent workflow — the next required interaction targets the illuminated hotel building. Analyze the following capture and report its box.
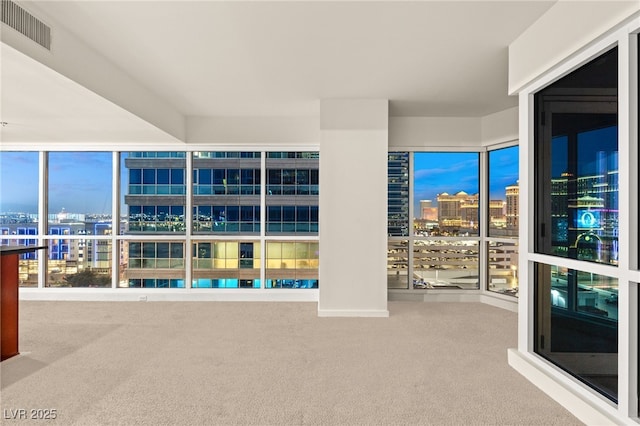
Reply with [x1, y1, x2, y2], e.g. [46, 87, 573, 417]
[436, 191, 478, 231]
[505, 183, 519, 230]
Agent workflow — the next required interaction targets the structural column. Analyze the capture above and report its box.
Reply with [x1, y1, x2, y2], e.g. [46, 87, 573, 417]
[318, 99, 389, 317]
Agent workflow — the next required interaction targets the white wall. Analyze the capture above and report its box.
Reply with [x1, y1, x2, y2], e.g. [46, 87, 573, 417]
[318, 99, 389, 317]
[186, 116, 320, 146]
[509, 0, 640, 94]
[388, 109, 518, 149]
[389, 116, 481, 149]
[480, 107, 518, 146]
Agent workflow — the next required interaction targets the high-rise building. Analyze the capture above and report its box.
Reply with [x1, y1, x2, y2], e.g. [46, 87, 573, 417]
[437, 191, 478, 231]
[489, 199, 506, 228]
[122, 151, 319, 289]
[505, 182, 519, 230]
[419, 200, 438, 221]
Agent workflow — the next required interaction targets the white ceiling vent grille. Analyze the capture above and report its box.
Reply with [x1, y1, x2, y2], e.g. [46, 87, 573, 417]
[1, 0, 51, 50]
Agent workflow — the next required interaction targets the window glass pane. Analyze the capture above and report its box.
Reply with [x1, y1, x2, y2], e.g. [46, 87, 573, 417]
[1, 152, 41, 286]
[535, 263, 618, 401]
[413, 240, 479, 289]
[192, 240, 260, 287]
[266, 152, 318, 235]
[119, 241, 185, 287]
[48, 152, 112, 234]
[388, 240, 409, 289]
[121, 152, 186, 234]
[487, 240, 518, 297]
[157, 169, 170, 185]
[0, 238, 41, 287]
[535, 47, 618, 266]
[488, 146, 519, 237]
[265, 240, 318, 289]
[46, 238, 112, 288]
[192, 152, 260, 234]
[171, 169, 184, 184]
[129, 169, 142, 185]
[143, 168, 156, 184]
[414, 153, 479, 237]
[387, 152, 409, 237]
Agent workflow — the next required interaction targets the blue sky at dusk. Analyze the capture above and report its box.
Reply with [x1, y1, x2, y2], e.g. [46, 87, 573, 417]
[488, 146, 519, 200]
[2, 150, 522, 216]
[413, 149, 519, 215]
[0, 152, 113, 214]
[0, 152, 39, 213]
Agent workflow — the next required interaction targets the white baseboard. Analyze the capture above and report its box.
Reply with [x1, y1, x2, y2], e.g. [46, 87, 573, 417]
[508, 348, 624, 425]
[19, 288, 319, 302]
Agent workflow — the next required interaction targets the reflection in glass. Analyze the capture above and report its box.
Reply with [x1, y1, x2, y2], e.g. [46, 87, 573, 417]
[535, 47, 618, 266]
[413, 240, 479, 289]
[487, 240, 518, 297]
[414, 153, 479, 237]
[387, 240, 409, 289]
[488, 146, 519, 237]
[535, 263, 618, 401]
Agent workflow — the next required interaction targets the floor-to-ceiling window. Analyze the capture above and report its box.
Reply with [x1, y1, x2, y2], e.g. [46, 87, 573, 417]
[533, 46, 619, 402]
[46, 152, 113, 288]
[265, 152, 319, 289]
[387, 152, 410, 289]
[387, 151, 486, 291]
[0, 152, 40, 287]
[0, 150, 318, 291]
[487, 146, 519, 296]
[120, 151, 186, 288]
[191, 151, 261, 289]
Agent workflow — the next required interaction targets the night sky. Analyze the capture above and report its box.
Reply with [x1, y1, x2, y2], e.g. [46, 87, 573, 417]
[551, 125, 618, 178]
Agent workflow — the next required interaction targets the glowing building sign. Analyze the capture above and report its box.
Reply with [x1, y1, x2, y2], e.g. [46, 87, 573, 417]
[575, 209, 600, 229]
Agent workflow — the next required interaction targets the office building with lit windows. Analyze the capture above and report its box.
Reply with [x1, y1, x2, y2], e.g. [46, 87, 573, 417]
[2, 1, 640, 424]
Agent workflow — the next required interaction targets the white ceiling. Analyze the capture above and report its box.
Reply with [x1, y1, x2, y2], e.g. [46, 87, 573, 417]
[1, 43, 181, 144]
[1, 1, 556, 143]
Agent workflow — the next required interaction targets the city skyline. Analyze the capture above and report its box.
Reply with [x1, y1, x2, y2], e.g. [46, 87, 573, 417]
[413, 149, 519, 215]
[2, 150, 521, 217]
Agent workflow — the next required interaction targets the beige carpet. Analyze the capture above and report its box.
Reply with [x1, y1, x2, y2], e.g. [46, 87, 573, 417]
[1, 301, 582, 425]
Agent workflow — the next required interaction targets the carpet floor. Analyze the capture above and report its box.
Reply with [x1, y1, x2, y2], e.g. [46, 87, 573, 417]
[0, 301, 583, 425]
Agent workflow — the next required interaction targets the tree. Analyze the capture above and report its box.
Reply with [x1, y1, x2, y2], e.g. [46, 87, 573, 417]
[64, 270, 111, 287]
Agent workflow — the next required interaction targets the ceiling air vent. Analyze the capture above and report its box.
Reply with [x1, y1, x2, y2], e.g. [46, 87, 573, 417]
[1, 0, 51, 50]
